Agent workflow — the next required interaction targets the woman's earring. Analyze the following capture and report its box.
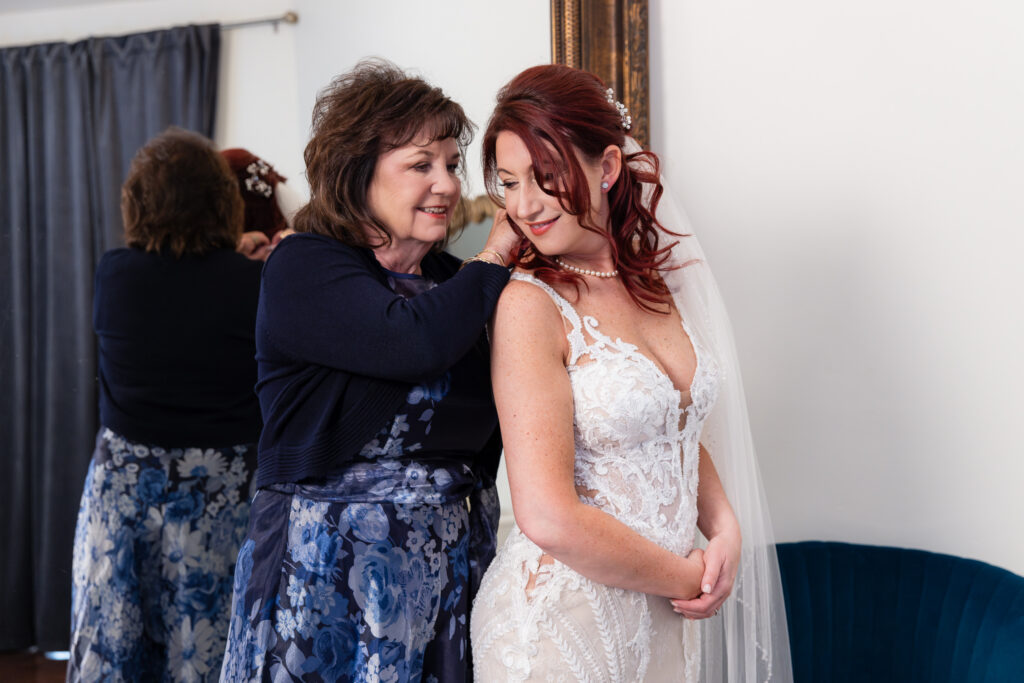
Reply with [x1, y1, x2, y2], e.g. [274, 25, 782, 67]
[601, 181, 609, 191]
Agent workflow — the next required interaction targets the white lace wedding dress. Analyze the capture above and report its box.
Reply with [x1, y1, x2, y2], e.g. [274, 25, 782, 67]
[471, 272, 722, 682]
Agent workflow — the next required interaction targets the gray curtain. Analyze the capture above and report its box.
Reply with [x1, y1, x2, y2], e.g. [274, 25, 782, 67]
[0, 23, 220, 651]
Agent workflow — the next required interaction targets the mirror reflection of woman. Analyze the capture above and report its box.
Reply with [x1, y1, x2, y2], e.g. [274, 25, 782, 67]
[219, 61, 518, 681]
[68, 128, 262, 682]
[471, 65, 791, 682]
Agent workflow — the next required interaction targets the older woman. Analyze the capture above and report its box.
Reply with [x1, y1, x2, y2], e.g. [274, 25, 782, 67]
[220, 61, 517, 681]
[68, 128, 262, 682]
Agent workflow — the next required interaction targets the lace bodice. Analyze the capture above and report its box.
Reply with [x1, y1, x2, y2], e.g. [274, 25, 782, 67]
[470, 272, 722, 682]
[515, 272, 721, 554]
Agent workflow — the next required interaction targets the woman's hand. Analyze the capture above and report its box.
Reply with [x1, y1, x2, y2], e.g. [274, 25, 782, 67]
[237, 231, 272, 261]
[670, 529, 741, 619]
[481, 210, 521, 265]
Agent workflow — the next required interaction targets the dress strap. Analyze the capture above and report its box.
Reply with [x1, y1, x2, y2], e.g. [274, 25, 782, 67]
[510, 272, 587, 365]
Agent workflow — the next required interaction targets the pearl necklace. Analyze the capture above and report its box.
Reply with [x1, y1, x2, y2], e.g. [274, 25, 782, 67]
[555, 257, 619, 278]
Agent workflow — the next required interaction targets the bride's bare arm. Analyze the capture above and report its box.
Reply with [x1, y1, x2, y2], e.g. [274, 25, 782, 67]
[492, 280, 704, 600]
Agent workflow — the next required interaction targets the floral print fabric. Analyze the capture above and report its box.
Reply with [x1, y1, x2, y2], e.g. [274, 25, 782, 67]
[221, 493, 473, 682]
[221, 380, 499, 683]
[68, 428, 255, 682]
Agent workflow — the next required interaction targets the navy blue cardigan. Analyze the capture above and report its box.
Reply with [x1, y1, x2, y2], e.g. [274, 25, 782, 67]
[254, 233, 510, 489]
[94, 247, 263, 447]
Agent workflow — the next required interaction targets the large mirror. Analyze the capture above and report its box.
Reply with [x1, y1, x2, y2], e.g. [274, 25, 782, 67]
[551, 0, 649, 148]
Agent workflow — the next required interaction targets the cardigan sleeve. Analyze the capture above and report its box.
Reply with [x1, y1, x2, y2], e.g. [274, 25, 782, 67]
[258, 234, 509, 384]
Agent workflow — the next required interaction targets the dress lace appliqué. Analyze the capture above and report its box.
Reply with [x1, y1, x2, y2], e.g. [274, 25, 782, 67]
[472, 273, 721, 682]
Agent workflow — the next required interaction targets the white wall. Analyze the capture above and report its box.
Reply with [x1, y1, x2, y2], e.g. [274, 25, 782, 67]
[0, 0, 305, 190]
[651, 0, 1024, 574]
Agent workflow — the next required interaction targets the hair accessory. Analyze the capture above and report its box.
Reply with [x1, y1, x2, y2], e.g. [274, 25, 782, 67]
[221, 148, 288, 237]
[555, 257, 619, 278]
[244, 159, 275, 198]
[605, 88, 632, 131]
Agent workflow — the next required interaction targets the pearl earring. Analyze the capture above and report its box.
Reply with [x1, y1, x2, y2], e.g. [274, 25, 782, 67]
[601, 181, 609, 191]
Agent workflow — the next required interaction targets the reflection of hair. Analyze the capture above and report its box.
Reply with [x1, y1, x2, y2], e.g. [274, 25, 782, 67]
[221, 148, 287, 237]
[295, 59, 474, 248]
[483, 64, 679, 311]
[122, 127, 242, 257]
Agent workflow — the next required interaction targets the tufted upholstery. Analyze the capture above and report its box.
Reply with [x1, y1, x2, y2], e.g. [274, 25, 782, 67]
[775, 541, 1024, 682]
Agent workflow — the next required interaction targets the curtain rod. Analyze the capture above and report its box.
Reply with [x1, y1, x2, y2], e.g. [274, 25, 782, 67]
[222, 11, 298, 31]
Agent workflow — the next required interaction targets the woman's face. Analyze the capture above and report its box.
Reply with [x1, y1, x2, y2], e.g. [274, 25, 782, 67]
[494, 131, 608, 258]
[366, 136, 461, 247]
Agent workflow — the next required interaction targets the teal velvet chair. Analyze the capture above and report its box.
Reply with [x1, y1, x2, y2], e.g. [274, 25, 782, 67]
[775, 541, 1024, 682]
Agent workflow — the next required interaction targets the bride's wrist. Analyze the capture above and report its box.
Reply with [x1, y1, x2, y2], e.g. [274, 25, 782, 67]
[677, 557, 705, 599]
[701, 514, 742, 545]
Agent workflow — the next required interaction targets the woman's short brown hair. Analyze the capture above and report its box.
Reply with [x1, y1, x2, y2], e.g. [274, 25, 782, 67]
[122, 127, 243, 257]
[294, 59, 473, 247]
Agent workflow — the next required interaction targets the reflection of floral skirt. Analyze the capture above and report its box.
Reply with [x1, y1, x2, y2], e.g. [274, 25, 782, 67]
[67, 428, 255, 683]
[220, 484, 473, 682]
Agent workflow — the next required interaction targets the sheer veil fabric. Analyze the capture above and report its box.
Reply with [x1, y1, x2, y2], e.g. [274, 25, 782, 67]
[631, 136, 794, 682]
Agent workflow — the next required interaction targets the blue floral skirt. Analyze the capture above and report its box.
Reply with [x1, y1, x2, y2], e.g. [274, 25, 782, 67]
[220, 482, 478, 682]
[67, 428, 255, 682]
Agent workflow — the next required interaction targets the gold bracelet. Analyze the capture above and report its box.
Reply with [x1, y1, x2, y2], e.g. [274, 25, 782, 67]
[478, 249, 506, 267]
[460, 255, 498, 270]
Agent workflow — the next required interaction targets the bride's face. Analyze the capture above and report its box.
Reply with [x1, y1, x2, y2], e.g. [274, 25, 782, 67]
[494, 131, 609, 258]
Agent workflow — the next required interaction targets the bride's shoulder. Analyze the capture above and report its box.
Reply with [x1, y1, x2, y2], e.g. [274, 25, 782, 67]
[493, 272, 571, 347]
[497, 273, 561, 317]
[492, 284, 571, 367]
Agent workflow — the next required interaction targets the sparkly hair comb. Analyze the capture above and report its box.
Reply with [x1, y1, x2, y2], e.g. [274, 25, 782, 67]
[605, 87, 632, 131]
[243, 159, 275, 198]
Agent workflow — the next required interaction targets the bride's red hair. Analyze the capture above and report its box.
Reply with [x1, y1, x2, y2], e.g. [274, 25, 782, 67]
[482, 64, 683, 311]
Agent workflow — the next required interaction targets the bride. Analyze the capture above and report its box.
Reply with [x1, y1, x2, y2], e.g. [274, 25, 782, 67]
[470, 65, 792, 682]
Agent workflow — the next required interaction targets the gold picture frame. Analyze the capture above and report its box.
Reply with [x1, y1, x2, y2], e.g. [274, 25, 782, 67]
[551, 0, 650, 148]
